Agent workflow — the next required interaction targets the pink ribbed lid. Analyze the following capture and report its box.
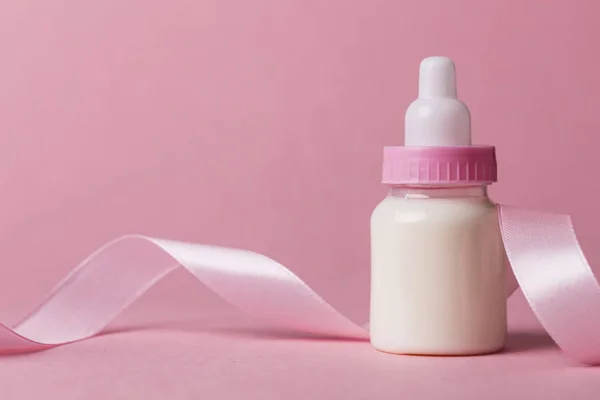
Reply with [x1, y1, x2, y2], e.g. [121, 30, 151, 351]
[382, 146, 497, 185]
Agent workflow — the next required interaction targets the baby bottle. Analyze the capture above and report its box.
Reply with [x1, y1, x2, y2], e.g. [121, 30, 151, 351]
[369, 57, 506, 355]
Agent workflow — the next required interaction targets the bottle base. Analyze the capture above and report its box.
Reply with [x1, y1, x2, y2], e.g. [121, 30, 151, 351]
[372, 342, 505, 357]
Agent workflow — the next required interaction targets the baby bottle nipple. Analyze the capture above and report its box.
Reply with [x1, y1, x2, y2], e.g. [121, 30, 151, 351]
[405, 56, 471, 147]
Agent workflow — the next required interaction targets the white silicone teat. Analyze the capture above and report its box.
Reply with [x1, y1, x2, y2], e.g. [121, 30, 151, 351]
[405, 56, 471, 146]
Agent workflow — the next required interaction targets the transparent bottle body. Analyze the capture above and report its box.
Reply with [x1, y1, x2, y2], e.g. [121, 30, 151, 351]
[369, 185, 506, 355]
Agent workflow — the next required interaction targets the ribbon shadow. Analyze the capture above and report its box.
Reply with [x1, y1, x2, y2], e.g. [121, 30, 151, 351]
[503, 330, 557, 353]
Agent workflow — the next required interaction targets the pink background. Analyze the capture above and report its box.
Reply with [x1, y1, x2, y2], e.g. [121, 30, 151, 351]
[1, 0, 600, 398]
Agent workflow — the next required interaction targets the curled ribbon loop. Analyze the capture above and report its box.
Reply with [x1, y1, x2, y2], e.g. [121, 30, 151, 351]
[3, 236, 367, 354]
[500, 207, 600, 364]
[1, 207, 600, 364]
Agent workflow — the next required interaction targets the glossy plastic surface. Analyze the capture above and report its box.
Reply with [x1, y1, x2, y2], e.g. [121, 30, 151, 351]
[370, 186, 507, 355]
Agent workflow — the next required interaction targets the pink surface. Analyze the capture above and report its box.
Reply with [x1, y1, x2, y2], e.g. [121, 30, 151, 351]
[1, 0, 600, 398]
[1, 291, 595, 399]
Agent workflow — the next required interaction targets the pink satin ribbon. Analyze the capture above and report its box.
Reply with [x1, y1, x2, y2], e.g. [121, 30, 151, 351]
[1, 206, 599, 364]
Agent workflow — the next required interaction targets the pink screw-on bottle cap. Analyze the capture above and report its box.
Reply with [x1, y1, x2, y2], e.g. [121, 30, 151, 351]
[382, 145, 497, 185]
[382, 57, 497, 185]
